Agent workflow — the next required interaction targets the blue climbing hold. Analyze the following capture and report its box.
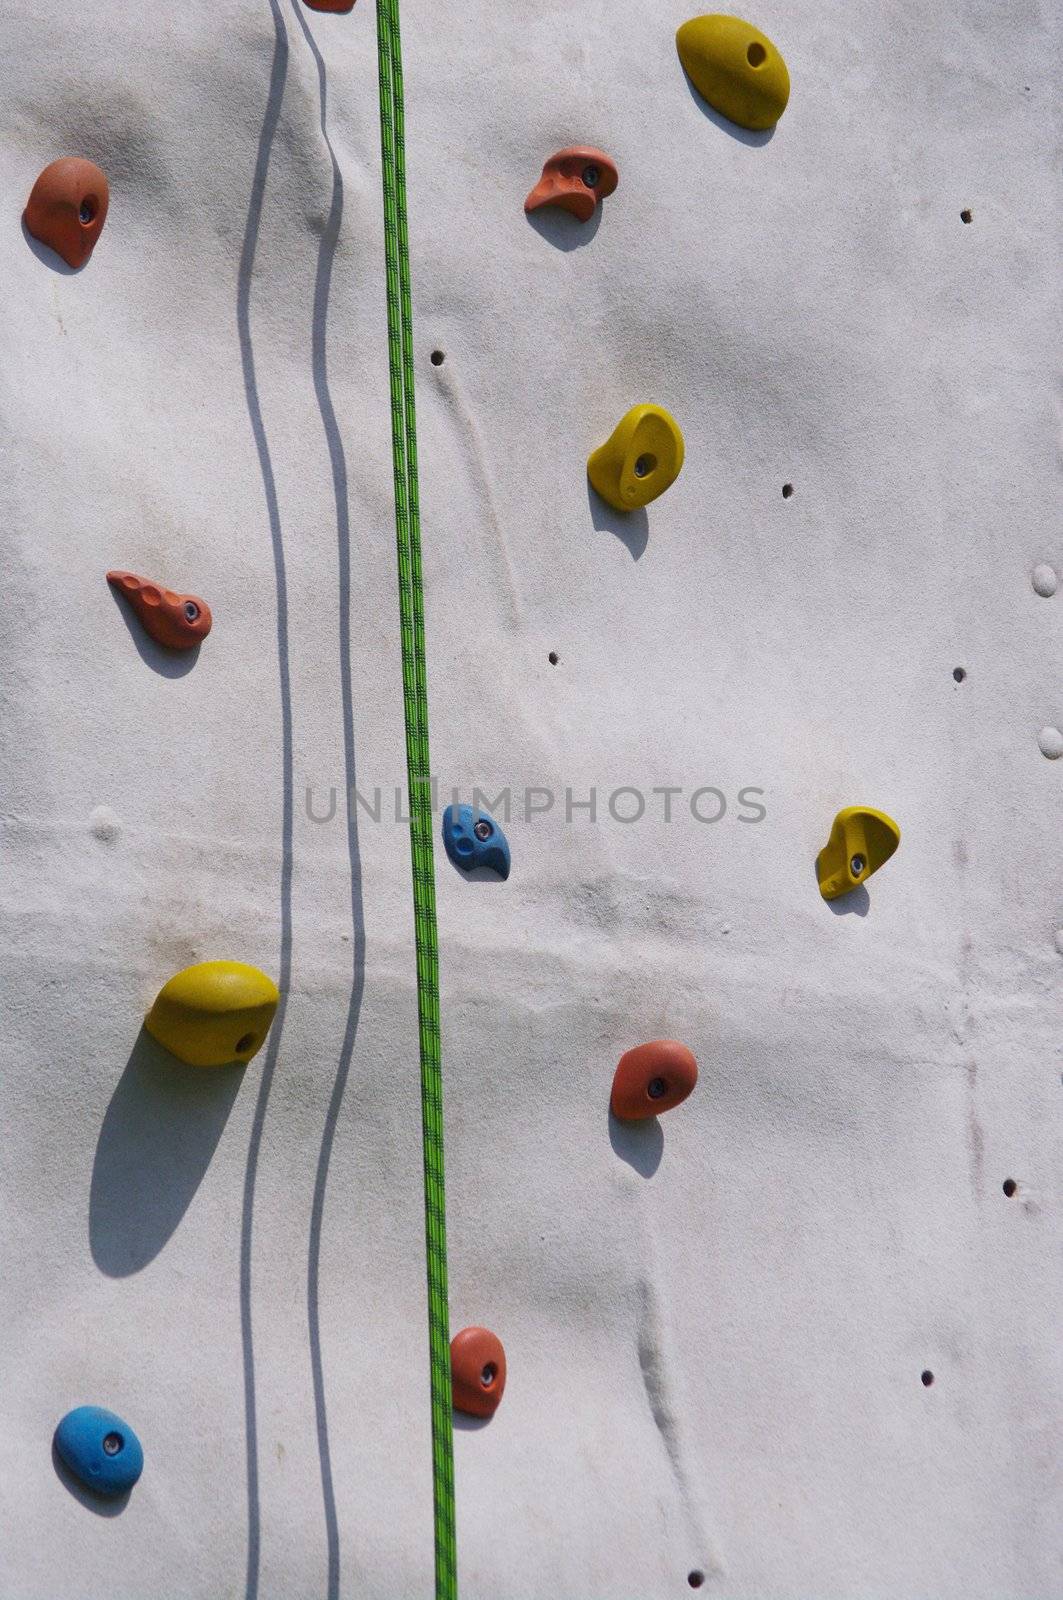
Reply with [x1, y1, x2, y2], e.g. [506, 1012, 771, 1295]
[442, 804, 511, 879]
[54, 1406, 144, 1497]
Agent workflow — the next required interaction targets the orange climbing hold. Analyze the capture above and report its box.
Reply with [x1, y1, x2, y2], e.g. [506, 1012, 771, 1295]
[302, 0, 354, 11]
[24, 158, 109, 269]
[451, 1326, 506, 1418]
[107, 571, 212, 651]
[611, 1040, 698, 1120]
[525, 147, 618, 223]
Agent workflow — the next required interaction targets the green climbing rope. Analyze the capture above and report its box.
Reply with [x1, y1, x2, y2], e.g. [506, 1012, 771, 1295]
[374, 2, 458, 1596]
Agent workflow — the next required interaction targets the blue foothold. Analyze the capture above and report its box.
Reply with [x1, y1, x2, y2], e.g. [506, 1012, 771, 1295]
[54, 1406, 144, 1498]
[442, 804, 511, 880]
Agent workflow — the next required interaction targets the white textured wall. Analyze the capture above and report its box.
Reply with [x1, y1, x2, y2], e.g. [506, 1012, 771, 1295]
[1, 0, 1060, 1596]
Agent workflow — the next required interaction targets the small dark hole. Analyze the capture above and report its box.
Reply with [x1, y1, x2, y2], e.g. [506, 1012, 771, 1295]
[430, 350, 445, 366]
[102, 1432, 123, 1456]
[782, 483, 794, 498]
[647, 1077, 668, 1100]
[953, 667, 966, 682]
[921, 1370, 934, 1387]
[960, 209, 972, 223]
[746, 41, 766, 67]
[548, 651, 559, 666]
[688, 1574, 705, 1591]
[184, 601, 200, 623]
[480, 1363, 497, 1388]
[79, 197, 97, 225]
[235, 1033, 257, 1054]
[581, 164, 601, 189]
[1002, 1178, 1017, 1197]
[633, 454, 655, 478]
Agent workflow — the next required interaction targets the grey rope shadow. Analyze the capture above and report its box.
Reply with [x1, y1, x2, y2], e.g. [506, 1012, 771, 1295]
[287, 6, 369, 1599]
[236, 2, 293, 1597]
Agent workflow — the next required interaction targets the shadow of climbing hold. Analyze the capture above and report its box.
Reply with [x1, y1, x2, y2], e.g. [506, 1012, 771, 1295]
[451, 1327, 506, 1419]
[816, 807, 900, 901]
[525, 147, 618, 223]
[442, 804, 511, 879]
[107, 571, 212, 651]
[145, 961, 280, 1067]
[588, 405, 684, 512]
[611, 1040, 698, 1120]
[54, 1407, 143, 1498]
[24, 158, 109, 269]
[677, 15, 790, 131]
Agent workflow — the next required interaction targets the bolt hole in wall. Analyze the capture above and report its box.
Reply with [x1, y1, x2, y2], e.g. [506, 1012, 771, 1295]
[548, 651, 560, 666]
[953, 667, 966, 682]
[430, 349, 445, 366]
[921, 1370, 935, 1387]
[961, 208, 973, 223]
[1002, 1178, 1017, 1197]
[781, 482, 794, 498]
[688, 1572, 705, 1590]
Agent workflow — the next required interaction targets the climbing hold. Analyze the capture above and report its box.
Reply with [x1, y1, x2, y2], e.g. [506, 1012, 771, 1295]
[107, 571, 212, 651]
[302, 0, 355, 10]
[816, 807, 900, 900]
[442, 804, 511, 879]
[145, 961, 279, 1067]
[524, 147, 618, 223]
[677, 15, 790, 131]
[54, 1406, 143, 1497]
[24, 158, 109, 269]
[587, 405, 684, 512]
[451, 1326, 506, 1418]
[611, 1040, 698, 1120]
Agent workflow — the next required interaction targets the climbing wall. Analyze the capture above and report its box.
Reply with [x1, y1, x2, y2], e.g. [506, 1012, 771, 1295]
[2, 0, 1060, 1595]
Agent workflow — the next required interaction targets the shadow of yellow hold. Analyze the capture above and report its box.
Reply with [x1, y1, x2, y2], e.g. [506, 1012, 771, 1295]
[587, 405, 685, 512]
[145, 960, 280, 1067]
[816, 808, 900, 901]
[677, 15, 790, 131]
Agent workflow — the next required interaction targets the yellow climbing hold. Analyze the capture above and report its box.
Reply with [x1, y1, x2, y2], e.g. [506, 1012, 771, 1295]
[145, 960, 280, 1067]
[587, 405, 685, 512]
[677, 15, 790, 132]
[816, 808, 900, 901]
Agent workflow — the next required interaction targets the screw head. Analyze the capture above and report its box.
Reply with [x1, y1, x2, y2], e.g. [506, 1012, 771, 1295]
[473, 819, 492, 841]
[102, 1433, 123, 1456]
[183, 601, 200, 622]
[647, 1077, 668, 1099]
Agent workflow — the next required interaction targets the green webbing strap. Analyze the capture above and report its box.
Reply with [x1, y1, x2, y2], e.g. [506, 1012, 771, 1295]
[374, 2, 458, 1596]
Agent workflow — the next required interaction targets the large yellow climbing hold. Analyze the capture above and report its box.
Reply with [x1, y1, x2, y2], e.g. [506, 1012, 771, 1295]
[816, 808, 900, 901]
[587, 405, 685, 512]
[145, 960, 280, 1067]
[677, 15, 790, 132]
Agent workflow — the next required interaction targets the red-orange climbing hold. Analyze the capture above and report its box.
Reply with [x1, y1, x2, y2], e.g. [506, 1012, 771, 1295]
[451, 1326, 506, 1418]
[107, 571, 212, 651]
[302, 0, 354, 12]
[24, 158, 109, 269]
[524, 147, 618, 223]
[610, 1040, 698, 1120]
